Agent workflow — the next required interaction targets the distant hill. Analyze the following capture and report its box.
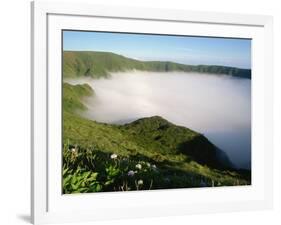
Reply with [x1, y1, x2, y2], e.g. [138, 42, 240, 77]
[63, 51, 251, 79]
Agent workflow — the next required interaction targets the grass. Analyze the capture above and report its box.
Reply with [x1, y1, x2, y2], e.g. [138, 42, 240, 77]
[63, 145, 246, 194]
[62, 82, 251, 194]
[63, 51, 251, 79]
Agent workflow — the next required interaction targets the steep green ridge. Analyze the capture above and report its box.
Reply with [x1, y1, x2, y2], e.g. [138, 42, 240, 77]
[62, 83, 251, 193]
[63, 83, 94, 112]
[63, 51, 251, 79]
[122, 116, 226, 169]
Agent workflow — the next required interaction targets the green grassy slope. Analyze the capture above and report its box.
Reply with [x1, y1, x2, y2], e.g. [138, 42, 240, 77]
[62, 83, 251, 193]
[63, 83, 94, 112]
[63, 51, 251, 79]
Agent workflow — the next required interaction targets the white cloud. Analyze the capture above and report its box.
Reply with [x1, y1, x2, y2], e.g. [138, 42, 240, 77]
[66, 71, 251, 168]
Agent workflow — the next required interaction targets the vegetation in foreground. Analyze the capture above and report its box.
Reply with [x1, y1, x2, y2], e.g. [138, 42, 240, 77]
[62, 83, 251, 194]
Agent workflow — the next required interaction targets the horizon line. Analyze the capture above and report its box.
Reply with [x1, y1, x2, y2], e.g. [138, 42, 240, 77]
[63, 50, 251, 70]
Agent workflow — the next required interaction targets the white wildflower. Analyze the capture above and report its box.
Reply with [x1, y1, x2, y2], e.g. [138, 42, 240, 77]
[127, 170, 135, 177]
[135, 164, 142, 170]
[146, 162, 151, 167]
[110, 153, 118, 159]
[71, 148, 76, 153]
[137, 180, 143, 185]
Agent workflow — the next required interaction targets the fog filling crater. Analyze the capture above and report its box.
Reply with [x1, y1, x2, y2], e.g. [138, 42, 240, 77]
[66, 71, 251, 169]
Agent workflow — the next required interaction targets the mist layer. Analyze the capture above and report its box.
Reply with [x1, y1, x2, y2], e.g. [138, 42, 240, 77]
[65, 71, 251, 169]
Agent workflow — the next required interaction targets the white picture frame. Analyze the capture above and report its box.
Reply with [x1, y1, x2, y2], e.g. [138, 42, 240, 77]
[31, 1, 273, 224]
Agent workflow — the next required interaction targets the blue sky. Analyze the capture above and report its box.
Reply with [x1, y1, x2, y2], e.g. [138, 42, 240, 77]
[63, 30, 251, 69]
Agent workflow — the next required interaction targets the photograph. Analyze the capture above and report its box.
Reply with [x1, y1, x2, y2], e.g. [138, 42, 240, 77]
[62, 30, 251, 194]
